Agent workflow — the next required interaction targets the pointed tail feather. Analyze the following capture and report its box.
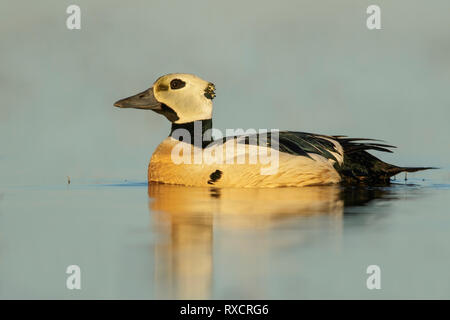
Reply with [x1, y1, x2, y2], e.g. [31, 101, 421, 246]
[335, 136, 436, 184]
[387, 166, 437, 176]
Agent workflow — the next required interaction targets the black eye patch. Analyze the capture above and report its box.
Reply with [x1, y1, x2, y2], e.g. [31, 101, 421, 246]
[170, 78, 186, 90]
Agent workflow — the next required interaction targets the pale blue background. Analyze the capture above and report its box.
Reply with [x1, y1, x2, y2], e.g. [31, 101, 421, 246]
[0, 0, 449, 299]
[1, 0, 449, 186]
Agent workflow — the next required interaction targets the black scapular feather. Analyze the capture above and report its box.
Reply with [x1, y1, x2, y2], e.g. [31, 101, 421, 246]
[234, 131, 434, 185]
[332, 136, 434, 184]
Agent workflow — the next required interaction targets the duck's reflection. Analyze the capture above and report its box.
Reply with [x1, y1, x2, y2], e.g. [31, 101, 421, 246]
[148, 183, 389, 299]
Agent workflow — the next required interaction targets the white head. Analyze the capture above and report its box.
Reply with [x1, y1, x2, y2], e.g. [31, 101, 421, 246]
[114, 73, 215, 124]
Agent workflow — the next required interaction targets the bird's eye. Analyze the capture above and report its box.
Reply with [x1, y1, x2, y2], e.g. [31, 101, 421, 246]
[170, 79, 186, 90]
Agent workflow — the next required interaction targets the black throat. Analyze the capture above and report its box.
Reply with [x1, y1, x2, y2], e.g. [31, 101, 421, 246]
[170, 119, 213, 148]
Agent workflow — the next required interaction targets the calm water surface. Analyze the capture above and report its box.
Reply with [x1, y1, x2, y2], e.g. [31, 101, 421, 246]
[0, 173, 449, 299]
[1, 0, 450, 300]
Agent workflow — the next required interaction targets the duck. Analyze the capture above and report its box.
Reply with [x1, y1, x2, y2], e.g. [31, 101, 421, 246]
[114, 73, 431, 188]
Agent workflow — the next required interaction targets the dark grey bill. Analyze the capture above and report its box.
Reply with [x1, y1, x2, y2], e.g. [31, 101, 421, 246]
[114, 87, 161, 110]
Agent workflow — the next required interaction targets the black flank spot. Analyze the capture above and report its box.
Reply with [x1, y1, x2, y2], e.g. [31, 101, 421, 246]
[207, 170, 222, 185]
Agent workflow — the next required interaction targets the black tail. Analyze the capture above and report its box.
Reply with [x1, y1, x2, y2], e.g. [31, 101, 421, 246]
[334, 136, 435, 185]
[387, 166, 435, 175]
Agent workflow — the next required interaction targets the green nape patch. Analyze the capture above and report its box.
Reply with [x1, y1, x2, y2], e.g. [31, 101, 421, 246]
[156, 84, 169, 91]
[204, 83, 216, 100]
